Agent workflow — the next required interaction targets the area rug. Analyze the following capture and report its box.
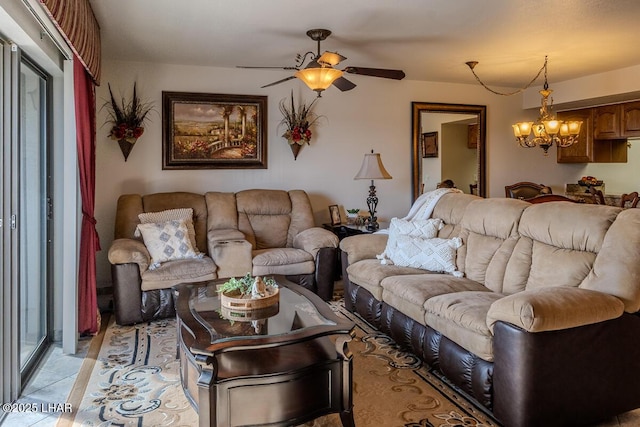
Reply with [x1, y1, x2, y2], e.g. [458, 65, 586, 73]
[58, 302, 500, 427]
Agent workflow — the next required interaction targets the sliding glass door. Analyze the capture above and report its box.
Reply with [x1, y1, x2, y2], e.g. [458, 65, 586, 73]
[0, 39, 52, 407]
[18, 56, 52, 377]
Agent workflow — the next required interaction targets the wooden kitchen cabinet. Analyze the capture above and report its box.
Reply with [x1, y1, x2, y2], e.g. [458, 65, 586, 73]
[622, 101, 640, 137]
[557, 106, 628, 163]
[557, 109, 594, 163]
[594, 105, 622, 139]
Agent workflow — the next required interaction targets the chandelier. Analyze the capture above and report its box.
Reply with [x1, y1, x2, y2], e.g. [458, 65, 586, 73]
[466, 56, 582, 155]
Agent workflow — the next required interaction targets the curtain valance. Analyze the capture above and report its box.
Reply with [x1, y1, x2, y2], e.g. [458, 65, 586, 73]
[40, 0, 101, 85]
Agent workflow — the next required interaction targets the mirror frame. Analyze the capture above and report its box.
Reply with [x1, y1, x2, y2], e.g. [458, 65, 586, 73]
[411, 102, 487, 202]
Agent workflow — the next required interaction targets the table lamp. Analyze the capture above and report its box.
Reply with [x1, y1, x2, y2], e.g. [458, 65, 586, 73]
[354, 150, 392, 230]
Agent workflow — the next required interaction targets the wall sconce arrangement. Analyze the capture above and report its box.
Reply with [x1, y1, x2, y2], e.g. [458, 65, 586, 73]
[466, 56, 582, 155]
[354, 150, 392, 230]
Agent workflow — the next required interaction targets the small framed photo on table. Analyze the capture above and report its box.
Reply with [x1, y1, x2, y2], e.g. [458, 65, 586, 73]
[328, 205, 341, 225]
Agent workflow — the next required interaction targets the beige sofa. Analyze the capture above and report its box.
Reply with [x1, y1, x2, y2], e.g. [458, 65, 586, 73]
[339, 193, 640, 427]
[108, 189, 339, 325]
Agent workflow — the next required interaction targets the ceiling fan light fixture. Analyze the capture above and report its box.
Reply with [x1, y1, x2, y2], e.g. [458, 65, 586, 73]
[295, 67, 344, 93]
[318, 51, 347, 66]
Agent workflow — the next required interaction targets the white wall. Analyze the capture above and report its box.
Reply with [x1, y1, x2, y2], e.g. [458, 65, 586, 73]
[95, 59, 614, 287]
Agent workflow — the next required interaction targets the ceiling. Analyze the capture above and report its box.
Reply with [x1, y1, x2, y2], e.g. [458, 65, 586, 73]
[89, 0, 640, 89]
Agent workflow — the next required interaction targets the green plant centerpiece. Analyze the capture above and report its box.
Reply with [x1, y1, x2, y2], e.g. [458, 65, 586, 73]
[218, 273, 279, 311]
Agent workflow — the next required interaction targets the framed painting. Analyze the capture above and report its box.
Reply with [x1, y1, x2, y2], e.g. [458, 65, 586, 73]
[422, 131, 438, 158]
[468, 123, 479, 149]
[162, 92, 268, 169]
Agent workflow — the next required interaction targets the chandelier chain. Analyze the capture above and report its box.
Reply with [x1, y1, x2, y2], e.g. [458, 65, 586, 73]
[467, 56, 548, 96]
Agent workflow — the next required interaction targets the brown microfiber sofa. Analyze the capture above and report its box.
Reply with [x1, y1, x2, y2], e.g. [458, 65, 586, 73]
[339, 192, 640, 427]
[108, 189, 339, 326]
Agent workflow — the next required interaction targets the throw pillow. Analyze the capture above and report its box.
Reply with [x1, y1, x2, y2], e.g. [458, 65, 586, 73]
[136, 219, 203, 270]
[378, 217, 444, 264]
[388, 235, 463, 277]
[137, 208, 199, 253]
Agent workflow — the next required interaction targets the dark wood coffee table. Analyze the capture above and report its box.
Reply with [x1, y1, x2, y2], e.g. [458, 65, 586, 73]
[174, 276, 355, 427]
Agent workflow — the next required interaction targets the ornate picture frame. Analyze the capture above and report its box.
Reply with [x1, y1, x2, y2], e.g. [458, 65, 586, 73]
[162, 92, 268, 169]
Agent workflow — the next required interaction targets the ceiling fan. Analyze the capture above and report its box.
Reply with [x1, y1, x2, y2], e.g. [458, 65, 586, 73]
[237, 29, 406, 96]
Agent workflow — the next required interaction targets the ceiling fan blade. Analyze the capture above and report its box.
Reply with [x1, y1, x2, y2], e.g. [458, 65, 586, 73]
[343, 67, 406, 80]
[260, 75, 296, 88]
[332, 77, 356, 92]
[237, 65, 299, 70]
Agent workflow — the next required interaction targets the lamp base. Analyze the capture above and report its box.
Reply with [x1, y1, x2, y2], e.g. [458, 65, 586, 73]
[365, 181, 379, 231]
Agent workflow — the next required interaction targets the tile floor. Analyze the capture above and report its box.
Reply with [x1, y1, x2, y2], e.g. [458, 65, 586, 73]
[0, 339, 91, 427]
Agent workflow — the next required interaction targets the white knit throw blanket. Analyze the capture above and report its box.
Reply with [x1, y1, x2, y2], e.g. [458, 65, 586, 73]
[375, 188, 463, 264]
[377, 188, 463, 235]
[401, 188, 463, 221]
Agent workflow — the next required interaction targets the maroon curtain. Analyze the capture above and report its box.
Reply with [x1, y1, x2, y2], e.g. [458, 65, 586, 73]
[74, 56, 101, 335]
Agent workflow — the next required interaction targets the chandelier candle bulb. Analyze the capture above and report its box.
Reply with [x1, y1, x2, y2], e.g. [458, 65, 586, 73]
[568, 121, 582, 135]
[513, 122, 533, 137]
[544, 120, 561, 135]
[532, 124, 545, 138]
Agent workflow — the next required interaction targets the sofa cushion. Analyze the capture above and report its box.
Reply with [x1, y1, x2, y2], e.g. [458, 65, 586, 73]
[431, 192, 480, 238]
[504, 203, 621, 293]
[138, 208, 199, 252]
[235, 189, 315, 250]
[252, 248, 315, 276]
[140, 256, 217, 291]
[136, 220, 202, 270]
[142, 192, 208, 255]
[379, 217, 443, 263]
[388, 236, 463, 277]
[457, 198, 529, 293]
[346, 259, 427, 300]
[425, 291, 504, 362]
[580, 208, 640, 312]
[381, 274, 489, 325]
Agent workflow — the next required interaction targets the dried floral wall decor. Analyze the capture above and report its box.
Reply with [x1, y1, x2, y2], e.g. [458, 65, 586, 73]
[104, 83, 154, 161]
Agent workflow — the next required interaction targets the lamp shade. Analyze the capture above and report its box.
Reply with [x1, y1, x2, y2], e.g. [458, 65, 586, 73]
[354, 153, 392, 180]
[295, 67, 343, 92]
[318, 51, 347, 66]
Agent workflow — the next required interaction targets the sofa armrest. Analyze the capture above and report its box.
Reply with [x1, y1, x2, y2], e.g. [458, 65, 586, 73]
[108, 238, 150, 273]
[339, 234, 388, 265]
[293, 227, 339, 259]
[487, 287, 625, 333]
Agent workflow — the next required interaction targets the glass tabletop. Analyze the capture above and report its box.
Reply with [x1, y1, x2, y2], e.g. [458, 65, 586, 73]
[183, 279, 338, 346]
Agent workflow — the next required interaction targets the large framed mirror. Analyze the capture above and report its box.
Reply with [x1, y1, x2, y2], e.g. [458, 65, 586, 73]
[411, 102, 487, 202]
